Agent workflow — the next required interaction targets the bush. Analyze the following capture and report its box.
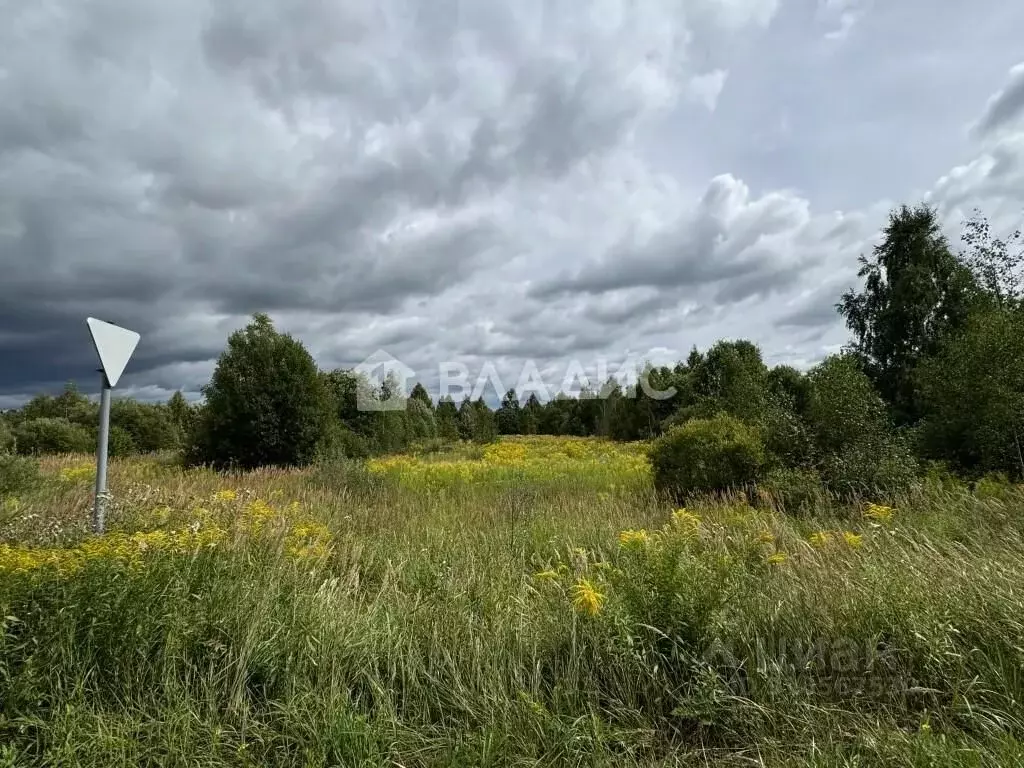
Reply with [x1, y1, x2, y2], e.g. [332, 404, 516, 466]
[110, 400, 179, 453]
[758, 466, 828, 515]
[757, 398, 814, 470]
[108, 425, 138, 457]
[805, 355, 918, 500]
[316, 422, 372, 461]
[0, 454, 40, 498]
[13, 417, 94, 455]
[649, 413, 766, 501]
[817, 440, 917, 501]
[187, 313, 329, 470]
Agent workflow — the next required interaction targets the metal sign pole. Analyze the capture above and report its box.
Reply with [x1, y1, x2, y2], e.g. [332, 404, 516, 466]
[93, 370, 112, 534]
[85, 317, 140, 534]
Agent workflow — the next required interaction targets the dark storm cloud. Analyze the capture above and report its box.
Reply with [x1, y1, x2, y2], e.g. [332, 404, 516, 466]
[3, 1, 1024, 403]
[5, 0, 746, 399]
[975, 63, 1024, 137]
[530, 175, 816, 300]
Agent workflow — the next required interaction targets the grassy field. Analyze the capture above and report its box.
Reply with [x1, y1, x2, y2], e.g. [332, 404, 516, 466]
[1, 436, 1024, 766]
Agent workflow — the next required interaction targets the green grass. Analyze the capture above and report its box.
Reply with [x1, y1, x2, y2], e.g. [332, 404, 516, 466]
[0, 443, 1023, 766]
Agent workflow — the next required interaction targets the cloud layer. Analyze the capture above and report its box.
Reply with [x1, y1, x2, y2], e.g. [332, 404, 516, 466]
[1, 0, 1023, 406]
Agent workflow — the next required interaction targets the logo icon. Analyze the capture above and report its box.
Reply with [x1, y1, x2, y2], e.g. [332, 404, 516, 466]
[353, 349, 417, 411]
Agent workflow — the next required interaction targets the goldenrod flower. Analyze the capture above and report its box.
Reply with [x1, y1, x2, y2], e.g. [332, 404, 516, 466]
[808, 531, 832, 548]
[671, 508, 701, 532]
[59, 464, 95, 483]
[757, 530, 775, 545]
[864, 503, 895, 523]
[842, 531, 863, 548]
[618, 529, 650, 548]
[212, 489, 237, 503]
[766, 552, 788, 565]
[572, 579, 605, 616]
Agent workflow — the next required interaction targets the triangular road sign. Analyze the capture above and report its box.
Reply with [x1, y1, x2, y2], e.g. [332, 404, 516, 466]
[86, 317, 140, 388]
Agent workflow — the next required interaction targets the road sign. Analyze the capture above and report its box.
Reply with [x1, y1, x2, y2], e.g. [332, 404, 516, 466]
[85, 317, 140, 533]
[86, 317, 140, 387]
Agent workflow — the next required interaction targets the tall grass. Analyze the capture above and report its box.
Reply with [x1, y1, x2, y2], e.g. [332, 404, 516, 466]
[0, 443, 1023, 765]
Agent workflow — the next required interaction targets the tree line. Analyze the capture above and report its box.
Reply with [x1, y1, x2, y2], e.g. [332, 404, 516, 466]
[2, 203, 1023, 495]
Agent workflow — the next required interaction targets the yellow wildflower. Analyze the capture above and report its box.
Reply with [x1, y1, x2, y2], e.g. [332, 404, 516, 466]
[757, 530, 775, 545]
[766, 552, 788, 565]
[618, 529, 650, 548]
[864, 503, 895, 523]
[572, 579, 606, 617]
[671, 508, 701, 532]
[59, 464, 95, 483]
[212, 489, 237, 503]
[808, 531, 832, 548]
[842, 531, 863, 549]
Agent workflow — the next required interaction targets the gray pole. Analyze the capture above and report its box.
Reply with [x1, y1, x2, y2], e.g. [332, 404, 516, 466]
[93, 370, 112, 534]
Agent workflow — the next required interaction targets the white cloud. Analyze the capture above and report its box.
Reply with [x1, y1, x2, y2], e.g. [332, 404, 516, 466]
[688, 70, 730, 112]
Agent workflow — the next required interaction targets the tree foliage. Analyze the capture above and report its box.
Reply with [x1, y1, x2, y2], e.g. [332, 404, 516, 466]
[649, 413, 766, 501]
[838, 204, 977, 424]
[187, 313, 328, 469]
[917, 305, 1024, 478]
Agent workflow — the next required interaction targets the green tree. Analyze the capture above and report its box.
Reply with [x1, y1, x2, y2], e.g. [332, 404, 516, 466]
[110, 400, 178, 453]
[917, 305, 1024, 477]
[17, 383, 95, 426]
[457, 397, 496, 443]
[471, 398, 498, 443]
[167, 391, 195, 442]
[14, 418, 94, 455]
[435, 396, 460, 441]
[409, 383, 433, 408]
[838, 203, 978, 424]
[405, 397, 438, 442]
[688, 342, 770, 423]
[321, 370, 379, 440]
[521, 393, 543, 435]
[495, 389, 522, 435]
[959, 209, 1024, 308]
[187, 313, 329, 469]
[804, 355, 916, 498]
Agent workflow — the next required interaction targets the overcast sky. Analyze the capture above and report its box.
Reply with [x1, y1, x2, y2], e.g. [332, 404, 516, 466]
[2, 0, 1024, 406]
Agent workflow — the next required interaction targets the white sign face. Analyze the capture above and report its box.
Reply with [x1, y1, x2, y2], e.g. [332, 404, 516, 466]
[86, 317, 140, 388]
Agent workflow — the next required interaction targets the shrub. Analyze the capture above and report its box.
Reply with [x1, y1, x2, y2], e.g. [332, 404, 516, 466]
[110, 400, 179, 453]
[108, 425, 138, 458]
[0, 454, 40, 498]
[817, 440, 917, 501]
[187, 313, 329, 470]
[316, 422, 372, 461]
[757, 398, 814, 470]
[805, 355, 918, 500]
[649, 413, 766, 501]
[758, 467, 828, 515]
[13, 417, 94, 455]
